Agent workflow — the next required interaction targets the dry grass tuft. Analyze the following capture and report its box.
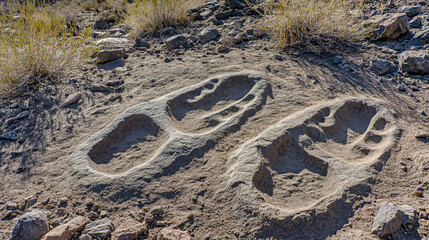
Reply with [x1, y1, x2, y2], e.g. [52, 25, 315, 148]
[258, 0, 371, 49]
[125, 0, 202, 37]
[0, 1, 94, 97]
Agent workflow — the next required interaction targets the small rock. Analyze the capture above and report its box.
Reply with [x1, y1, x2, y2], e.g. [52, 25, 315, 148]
[371, 59, 394, 75]
[94, 19, 110, 30]
[399, 50, 429, 75]
[10, 209, 49, 240]
[165, 35, 188, 51]
[41, 216, 89, 240]
[253, 28, 266, 37]
[198, 29, 220, 44]
[215, 9, 233, 20]
[409, 17, 422, 28]
[415, 132, 429, 139]
[0, 132, 18, 141]
[160, 27, 176, 36]
[134, 38, 150, 48]
[225, 0, 256, 9]
[90, 85, 111, 93]
[157, 227, 192, 240]
[412, 28, 429, 45]
[400, 5, 421, 18]
[111, 218, 147, 240]
[83, 218, 114, 239]
[62, 93, 81, 107]
[369, 13, 409, 40]
[372, 202, 404, 237]
[96, 38, 129, 46]
[79, 234, 93, 240]
[97, 48, 126, 64]
[333, 56, 342, 64]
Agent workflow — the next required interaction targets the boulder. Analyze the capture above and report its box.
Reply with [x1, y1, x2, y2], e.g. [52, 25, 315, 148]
[370, 13, 409, 40]
[371, 59, 394, 75]
[157, 227, 192, 240]
[10, 209, 49, 240]
[41, 216, 89, 240]
[111, 218, 147, 240]
[372, 202, 404, 237]
[399, 50, 429, 74]
[97, 48, 126, 64]
[198, 29, 220, 44]
[165, 35, 188, 50]
[83, 218, 114, 240]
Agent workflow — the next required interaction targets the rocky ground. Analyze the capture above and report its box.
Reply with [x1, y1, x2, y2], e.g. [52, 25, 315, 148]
[1, 0, 429, 239]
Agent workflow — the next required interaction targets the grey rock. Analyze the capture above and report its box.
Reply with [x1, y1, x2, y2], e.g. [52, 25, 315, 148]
[5, 110, 29, 125]
[371, 59, 394, 75]
[399, 50, 429, 74]
[225, 0, 256, 9]
[215, 9, 233, 20]
[83, 218, 114, 239]
[95, 38, 129, 46]
[372, 202, 404, 237]
[333, 56, 342, 64]
[94, 19, 110, 30]
[160, 27, 176, 36]
[165, 35, 188, 50]
[97, 48, 126, 64]
[198, 29, 220, 44]
[399, 204, 416, 226]
[10, 209, 49, 240]
[63, 93, 81, 107]
[134, 38, 151, 48]
[409, 17, 422, 28]
[412, 28, 429, 45]
[400, 5, 421, 18]
[0, 132, 18, 141]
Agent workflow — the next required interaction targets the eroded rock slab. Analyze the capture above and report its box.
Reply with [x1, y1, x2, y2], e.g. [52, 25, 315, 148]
[70, 71, 271, 192]
[220, 98, 399, 238]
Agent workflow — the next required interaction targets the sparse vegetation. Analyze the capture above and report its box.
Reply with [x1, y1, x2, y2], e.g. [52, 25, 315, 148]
[258, 0, 371, 49]
[125, 0, 203, 37]
[0, 1, 94, 97]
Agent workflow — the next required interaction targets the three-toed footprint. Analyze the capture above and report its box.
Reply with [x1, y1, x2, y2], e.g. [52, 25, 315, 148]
[221, 97, 398, 232]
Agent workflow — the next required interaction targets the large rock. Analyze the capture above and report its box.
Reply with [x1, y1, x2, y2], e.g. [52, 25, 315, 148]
[198, 29, 220, 44]
[97, 48, 126, 64]
[157, 227, 191, 240]
[372, 202, 404, 237]
[41, 216, 89, 240]
[400, 5, 421, 18]
[111, 218, 147, 240]
[83, 218, 114, 240]
[399, 50, 429, 74]
[165, 35, 188, 51]
[10, 210, 49, 240]
[370, 13, 409, 40]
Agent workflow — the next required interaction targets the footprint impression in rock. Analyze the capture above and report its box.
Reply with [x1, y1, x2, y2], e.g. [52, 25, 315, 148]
[222, 98, 398, 228]
[71, 72, 271, 184]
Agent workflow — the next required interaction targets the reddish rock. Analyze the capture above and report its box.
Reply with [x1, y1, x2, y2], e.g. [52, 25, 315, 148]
[41, 216, 89, 240]
[157, 227, 192, 240]
[111, 218, 147, 240]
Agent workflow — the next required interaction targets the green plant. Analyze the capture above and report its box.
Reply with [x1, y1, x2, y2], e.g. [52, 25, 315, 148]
[258, 0, 370, 49]
[0, 1, 94, 97]
[125, 0, 202, 37]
